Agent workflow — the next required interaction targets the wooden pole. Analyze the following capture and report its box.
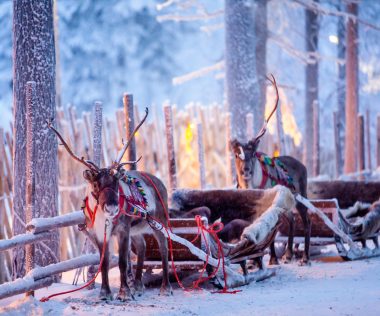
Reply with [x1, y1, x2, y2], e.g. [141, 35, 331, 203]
[225, 112, 234, 186]
[92, 101, 103, 166]
[365, 109, 372, 170]
[377, 115, 380, 168]
[276, 102, 286, 156]
[313, 100, 320, 177]
[357, 114, 365, 175]
[333, 112, 342, 178]
[164, 103, 177, 194]
[123, 94, 136, 170]
[25, 81, 36, 296]
[246, 113, 254, 141]
[197, 122, 206, 189]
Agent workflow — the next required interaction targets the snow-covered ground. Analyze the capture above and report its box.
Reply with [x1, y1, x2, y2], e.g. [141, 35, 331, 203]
[1, 247, 379, 316]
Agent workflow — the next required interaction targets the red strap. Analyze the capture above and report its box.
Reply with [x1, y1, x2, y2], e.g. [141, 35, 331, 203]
[84, 197, 98, 228]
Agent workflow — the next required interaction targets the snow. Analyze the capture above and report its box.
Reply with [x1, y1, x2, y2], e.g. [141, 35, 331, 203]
[1, 248, 380, 315]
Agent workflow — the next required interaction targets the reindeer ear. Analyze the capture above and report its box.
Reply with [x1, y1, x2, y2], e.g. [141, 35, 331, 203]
[230, 139, 240, 151]
[83, 170, 96, 182]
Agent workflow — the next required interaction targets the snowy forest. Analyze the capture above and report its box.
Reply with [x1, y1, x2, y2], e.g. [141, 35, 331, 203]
[0, 0, 380, 315]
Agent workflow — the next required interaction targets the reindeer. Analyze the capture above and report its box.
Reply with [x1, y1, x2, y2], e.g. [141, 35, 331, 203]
[230, 75, 311, 265]
[48, 109, 172, 301]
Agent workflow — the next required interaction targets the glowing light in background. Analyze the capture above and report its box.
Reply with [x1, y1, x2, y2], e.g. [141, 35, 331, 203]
[329, 35, 339, 44]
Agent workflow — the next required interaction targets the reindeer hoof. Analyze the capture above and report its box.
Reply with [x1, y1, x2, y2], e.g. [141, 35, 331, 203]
[159, 285, 173, 296]
[99, 289, 113, 301]
[282, 251, 293, 264]
[134, 280, 145, 296]
[269, 257, 279, 265]
[298, 258, 311, 266]
[117, 289, 135, 302]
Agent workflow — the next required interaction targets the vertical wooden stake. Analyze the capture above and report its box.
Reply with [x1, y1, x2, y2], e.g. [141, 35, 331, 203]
[376, 115, 380, 168]
[333, 112, 342, 178]
[92, 101, 103, 166]
[312, 100, 320, 177]
[225, 112, 234, 186]
[25, 81, 36, 296]
[357, 114, 365, 175]
[276, 101, 286, 156]
[197, 122, 206, 189]
[246, 113, 254, 141]
[123, 94, 136, 170]
[365, 109, 371, 170]
[164, 103, 177, 194]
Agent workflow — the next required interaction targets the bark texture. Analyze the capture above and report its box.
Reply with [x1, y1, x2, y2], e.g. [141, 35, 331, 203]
[343, 3, 359, 174]
[225, 0, 260, 141]
[12, 0, 59, 279]
[304, 1, 319, 175]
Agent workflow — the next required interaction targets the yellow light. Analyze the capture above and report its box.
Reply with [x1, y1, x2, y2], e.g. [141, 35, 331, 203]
[273, 150, 280, 157]
[184, 123, 194, 154]
[329, 35, 339, 44]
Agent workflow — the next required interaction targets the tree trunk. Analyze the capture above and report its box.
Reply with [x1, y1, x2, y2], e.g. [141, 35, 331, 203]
[304, 0, 319, 175]
[225, 0, 260, 141]
[254, 0, 267, 138]
[343, 2, 359, 174]
[12, 0, 58, 279]
[336, 0, 346, 175]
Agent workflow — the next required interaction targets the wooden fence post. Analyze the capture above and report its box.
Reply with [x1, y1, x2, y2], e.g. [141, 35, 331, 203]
[365, 109, 372, 170]
[377, 115, 380, 168]
[197, 122, 206, 189]
[225, 112, 235, 186]
[123, 94, 136, 170]
[333, 112, 342, 178]
[25, 81, 36, 296]
[276, 102, 286, 156]
[357, 114, 365, 177]
[164, 103, 177, 194]
[246, 113, 254, 141]
[312, 101, 320, 177]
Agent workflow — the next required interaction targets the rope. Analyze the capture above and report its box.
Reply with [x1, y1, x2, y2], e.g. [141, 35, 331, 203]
[40, 220, 110, 302]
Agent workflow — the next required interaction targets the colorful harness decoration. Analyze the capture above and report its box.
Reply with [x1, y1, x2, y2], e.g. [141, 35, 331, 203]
[255, 152, 295, 191]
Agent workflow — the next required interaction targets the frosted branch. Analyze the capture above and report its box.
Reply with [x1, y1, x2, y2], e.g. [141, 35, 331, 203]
[157, 9, 223, 22]
[173, 61, 224, 85]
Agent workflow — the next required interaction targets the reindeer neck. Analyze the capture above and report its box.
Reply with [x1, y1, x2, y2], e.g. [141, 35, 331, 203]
[251, 154, 270, 189]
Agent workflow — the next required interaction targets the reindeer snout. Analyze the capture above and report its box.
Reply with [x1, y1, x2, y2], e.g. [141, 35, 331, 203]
[104, 204, 118, 217]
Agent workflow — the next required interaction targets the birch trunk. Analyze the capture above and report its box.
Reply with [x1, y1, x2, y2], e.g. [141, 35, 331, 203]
[12, 0, 59, 279]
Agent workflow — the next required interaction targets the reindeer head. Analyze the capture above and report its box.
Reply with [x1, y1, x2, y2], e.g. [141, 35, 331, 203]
[231, 75, 279, 189]
[48, 108, 148, 218]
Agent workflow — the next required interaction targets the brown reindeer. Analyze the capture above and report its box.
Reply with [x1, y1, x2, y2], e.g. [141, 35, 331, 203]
[48, 109, 172, 301]
[231, 75, 311, 265]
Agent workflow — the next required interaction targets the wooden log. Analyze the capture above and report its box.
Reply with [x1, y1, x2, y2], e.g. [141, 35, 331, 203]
[25, 81, 37, 296]
[377, 115, 380, 168]
[313, 100, 320, 177]
[308, 180, 380, 208]
[0, 276, 53, 300]
[164, 103, 177, 193]
[26, 210, 85, 234]
[357, 114, 365, 174]
[365, 109, 372, 170]
[83, 112, 93, 159]
[0, 232, 54, 252]
[123, 94, 136, 170]
[333, 111, 342, 178]
[197, 122, 206, 189]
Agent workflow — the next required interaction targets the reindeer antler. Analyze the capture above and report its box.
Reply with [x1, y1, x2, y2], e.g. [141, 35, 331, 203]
[252, 74, 279, 143]
[114, 107, 149, 165]
[47, 120, 100, 172]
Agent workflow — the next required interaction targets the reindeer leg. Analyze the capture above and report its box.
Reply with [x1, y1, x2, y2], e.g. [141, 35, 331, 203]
[131, 235, 146, 296]
[116, 223, 135, 301]
[153, 230, 173, 296]
[97, 241, 112, 300]
[361, 239, 367, 249]
[269, 241, 279, 265]
[283, 210, 294, 263]
[298, 202, 311, 266]
[372, 236, 379, 248]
